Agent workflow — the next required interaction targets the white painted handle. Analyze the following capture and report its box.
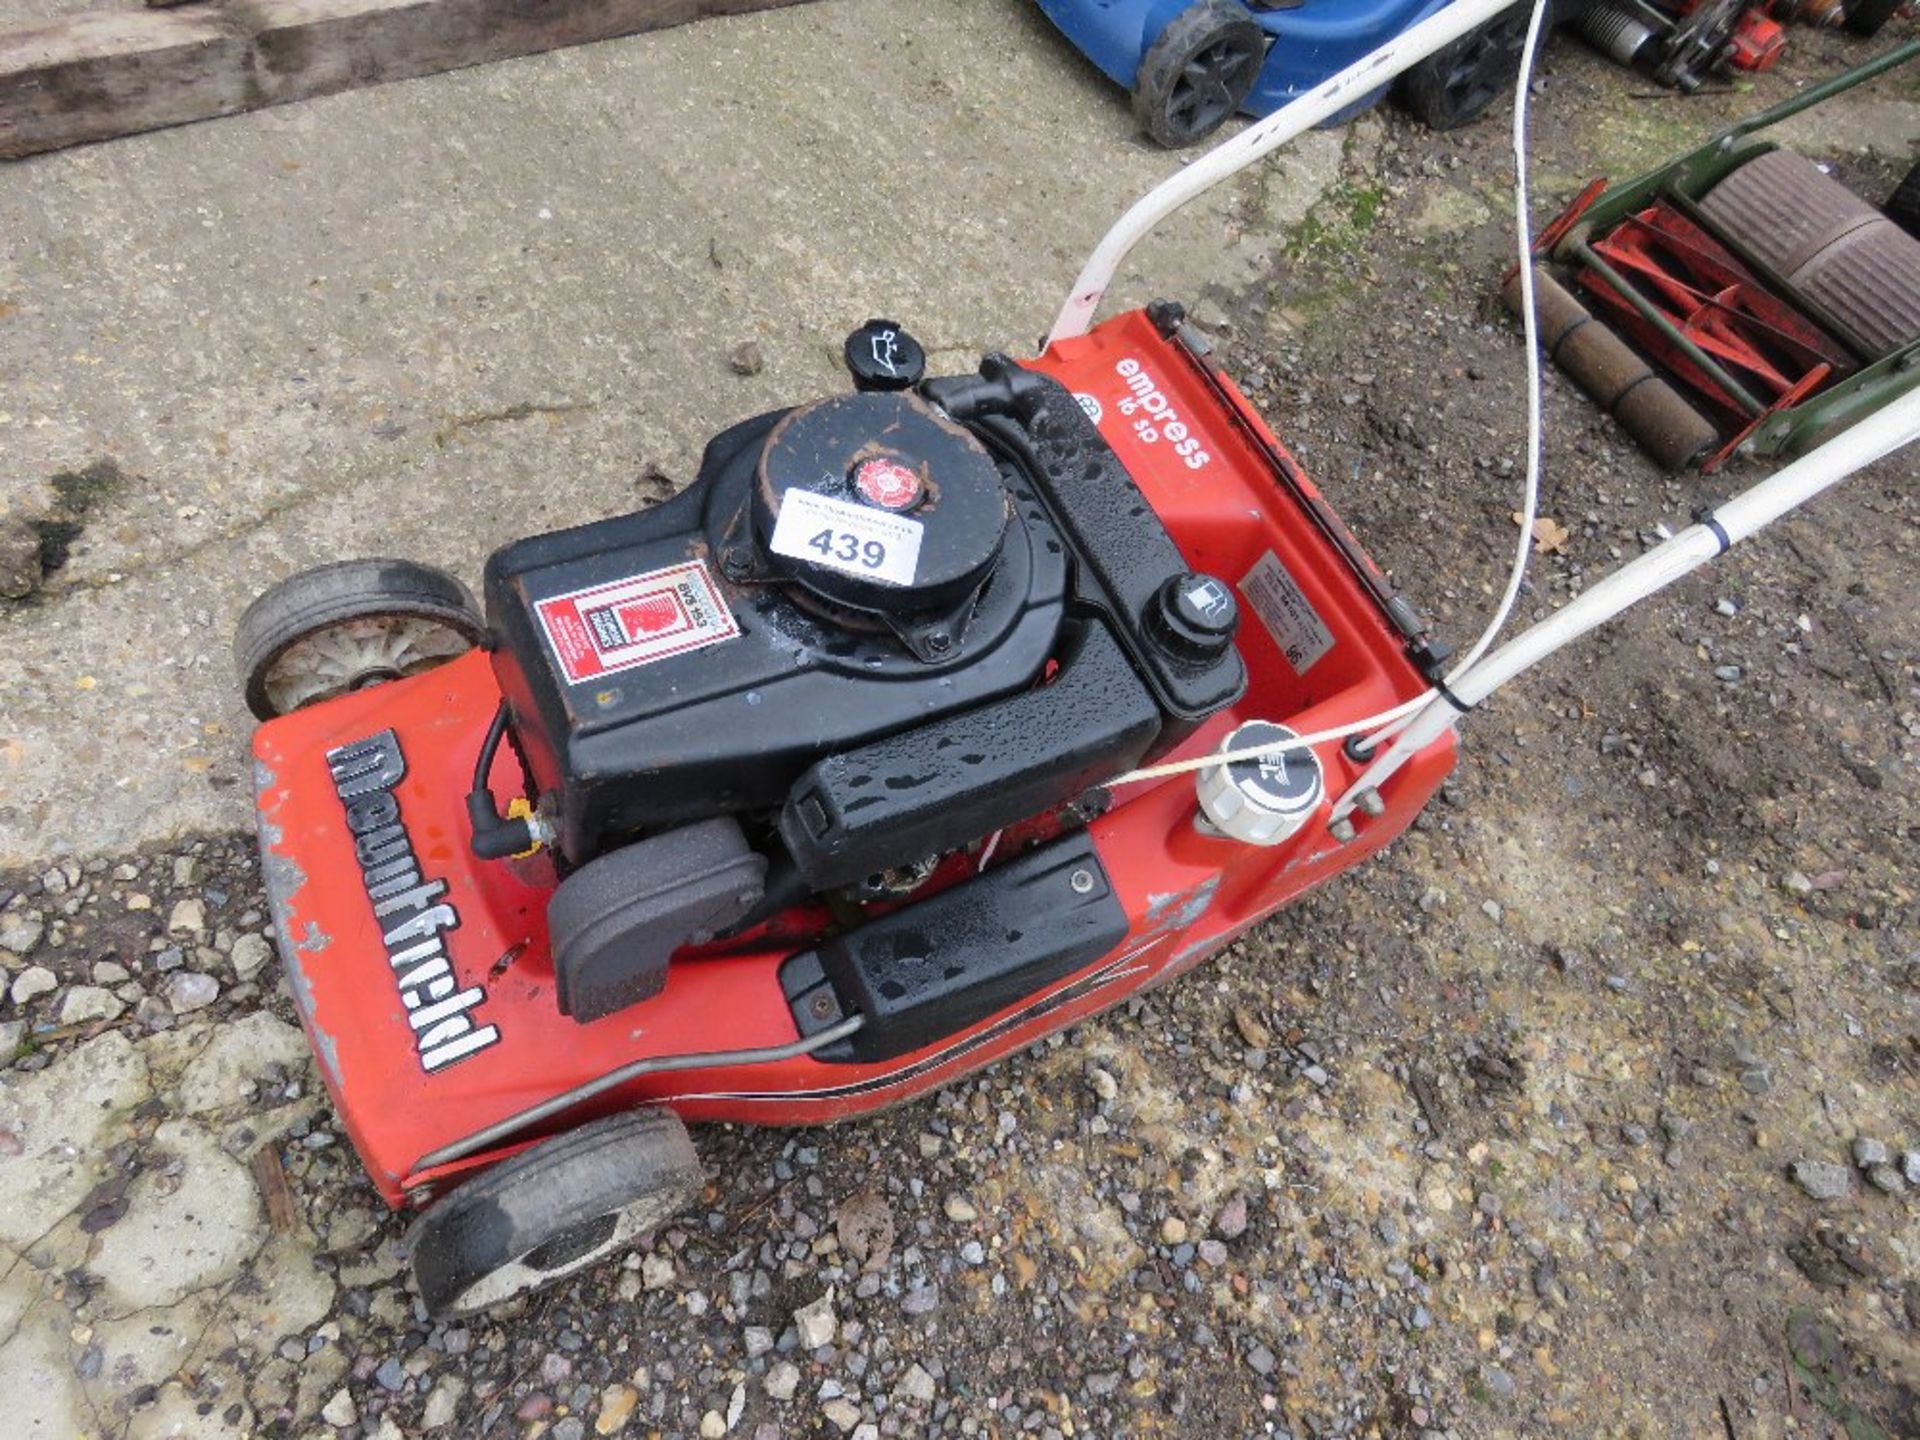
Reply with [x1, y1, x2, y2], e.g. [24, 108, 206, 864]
[1047, 0, 1525, 346]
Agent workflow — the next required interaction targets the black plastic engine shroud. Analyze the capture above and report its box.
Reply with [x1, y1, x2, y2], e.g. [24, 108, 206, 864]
[483, 364, 1245, 870]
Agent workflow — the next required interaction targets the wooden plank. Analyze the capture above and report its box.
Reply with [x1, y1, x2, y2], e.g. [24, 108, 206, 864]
[0, 10, 253, 159]
[242, 0, 810, 100]
[1, 0, 816, 160]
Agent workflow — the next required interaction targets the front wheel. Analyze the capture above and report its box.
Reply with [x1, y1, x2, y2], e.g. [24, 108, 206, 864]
[1398, 7, 1530, 131]
[1133, 1, 1268, 148]
[233, 557, 488, 720]
[409, 1108, 705, 1318]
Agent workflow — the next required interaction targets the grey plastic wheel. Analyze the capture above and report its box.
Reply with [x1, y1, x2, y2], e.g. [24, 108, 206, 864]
[1133, 1, 1267, 148]
[234, 557, 488, 720]
[410, 1108, 704, 1318]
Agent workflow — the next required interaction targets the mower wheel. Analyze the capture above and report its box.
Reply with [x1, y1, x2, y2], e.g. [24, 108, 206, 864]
[1133, 1, 1267, 148]
[410, 1108, 704, 1318]
[1398, 6, 1529, 131]
[1888, 159, 1920, 239]
[234, 557, 488, 720]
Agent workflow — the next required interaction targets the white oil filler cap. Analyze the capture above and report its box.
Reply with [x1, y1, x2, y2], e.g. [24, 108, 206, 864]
[1197, 721, 1325, 846]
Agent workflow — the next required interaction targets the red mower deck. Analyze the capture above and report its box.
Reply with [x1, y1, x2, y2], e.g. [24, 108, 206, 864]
[251, 309, 1454, 1211]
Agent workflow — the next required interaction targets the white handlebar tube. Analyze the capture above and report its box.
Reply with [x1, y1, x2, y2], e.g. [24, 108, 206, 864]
[1047, 0, 1525, 347]
[1330, 389, 1920, 820]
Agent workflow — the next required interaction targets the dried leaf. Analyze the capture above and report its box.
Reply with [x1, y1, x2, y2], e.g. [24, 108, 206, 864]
[1512, 511, 1572, 555]
[833, 1189, 895, 1273]
[1232, 1007, 1270, 1049]
[1009, 1251, 1038, 1289]
[79, 1197, 128, 1234]
[77, 1174, 131, 1234]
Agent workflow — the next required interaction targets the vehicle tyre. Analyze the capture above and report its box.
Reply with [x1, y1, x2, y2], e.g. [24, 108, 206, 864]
[1398, 5, 1530, 130]
[1843, 0, 1901, 35]
[1133, 0, 1268, 148]
[234, 557, 488, 720]
[410, 1108, 705, 1318]
[1887, 158, 1920, 237]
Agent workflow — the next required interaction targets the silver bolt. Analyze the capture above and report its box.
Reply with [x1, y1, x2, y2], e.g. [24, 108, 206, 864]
[1328, 817, 1358, 843]
[1354, 788, 1386, 817]
[1069, 869, 1096, 895]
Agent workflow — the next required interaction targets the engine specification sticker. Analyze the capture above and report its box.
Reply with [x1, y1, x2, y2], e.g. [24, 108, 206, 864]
[534, 559, 741, 685]
[1240, 550, 1335, 675]
[769, 488, 924, 588]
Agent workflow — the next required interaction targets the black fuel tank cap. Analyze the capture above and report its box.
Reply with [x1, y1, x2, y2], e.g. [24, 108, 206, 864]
[844, 320, 927, 392]
[1149, 571, 1239, 660]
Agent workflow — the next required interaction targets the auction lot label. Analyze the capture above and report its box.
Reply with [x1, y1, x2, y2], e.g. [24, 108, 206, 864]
[770, 488, 925, 588]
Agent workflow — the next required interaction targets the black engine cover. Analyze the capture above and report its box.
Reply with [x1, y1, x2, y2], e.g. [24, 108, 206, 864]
[485, 402, 1069, 863]
[485, 359, 1246, 875]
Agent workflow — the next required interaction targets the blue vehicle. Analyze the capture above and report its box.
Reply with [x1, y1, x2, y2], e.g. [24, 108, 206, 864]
[1035, 0, 1531, 146]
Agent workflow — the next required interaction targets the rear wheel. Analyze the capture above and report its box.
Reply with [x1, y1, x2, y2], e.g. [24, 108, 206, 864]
[1399, 7, 1530, 130]
[410, 1109, 705, 1318]
[1843, 0, 1901, 35]
[234, 557, 487, 720]
[1133, 1, 1268, 148]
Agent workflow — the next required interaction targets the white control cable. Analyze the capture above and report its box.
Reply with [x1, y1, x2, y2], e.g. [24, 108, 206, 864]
[1328, 385, 1920, 811]
[1110, 0, 1556, 789]
[1412, 0, 1552, 681]
[1114, 389, 1920, 798]
[1107, 11, 1918, 802]
[1315, 0, 1555, 772]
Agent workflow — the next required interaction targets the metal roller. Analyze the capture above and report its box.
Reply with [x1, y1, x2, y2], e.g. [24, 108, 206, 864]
[1576, 0, 1658, 65]
[1504, 267, 1720, 471]
[1699, 149, 1920, 359]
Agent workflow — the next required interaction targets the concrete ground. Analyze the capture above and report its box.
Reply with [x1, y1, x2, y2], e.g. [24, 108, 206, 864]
[0, 0, 103, 25]
[0, 0, 1352, 867]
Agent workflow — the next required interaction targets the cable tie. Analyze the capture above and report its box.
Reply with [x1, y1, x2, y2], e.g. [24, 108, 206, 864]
[1692, 505, 1732, 556]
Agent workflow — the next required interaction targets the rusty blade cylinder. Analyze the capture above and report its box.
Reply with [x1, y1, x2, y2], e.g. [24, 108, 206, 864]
[1503, 267, 1720, 471]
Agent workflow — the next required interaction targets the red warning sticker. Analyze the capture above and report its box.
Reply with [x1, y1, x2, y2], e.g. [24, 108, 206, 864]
[534, 559, 740, 685]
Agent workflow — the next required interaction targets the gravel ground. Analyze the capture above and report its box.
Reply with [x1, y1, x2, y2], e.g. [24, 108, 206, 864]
[1, 24, 1917, 1440]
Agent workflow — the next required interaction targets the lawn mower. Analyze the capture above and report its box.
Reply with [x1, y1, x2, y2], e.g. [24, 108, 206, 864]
[1505, 37, 1920, 473]
[1032, 0, 1536, 145]
[1569, 0, 1903, 96]
[244, 309, 1459, 1317]
[1569, 0, 1791, 92]
[239, 0, 1920, 1318]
